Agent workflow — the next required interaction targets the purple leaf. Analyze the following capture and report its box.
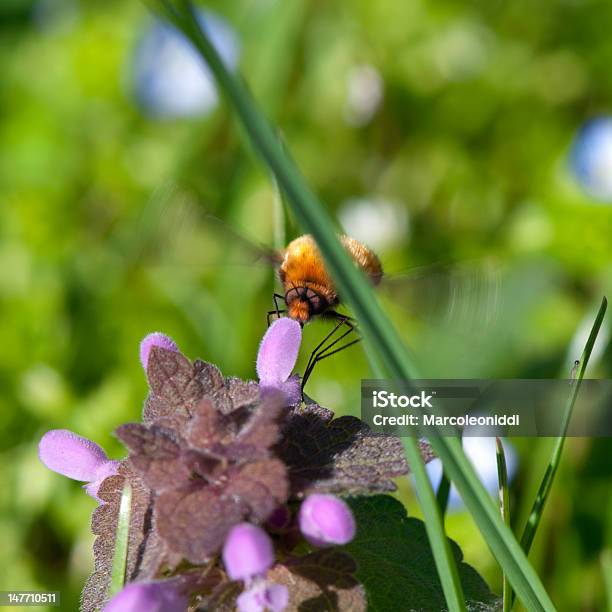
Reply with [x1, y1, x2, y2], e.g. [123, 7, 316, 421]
[116, 424, 199, 490]
[268, 550, 366, 611]
[278, 404, 421, 495]
[156, 485, 246, 564]
[146, 347, 204, 419]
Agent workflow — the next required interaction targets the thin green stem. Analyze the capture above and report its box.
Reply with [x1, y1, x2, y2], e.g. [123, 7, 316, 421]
[511, 297, 607, 608]
[402, 436, 467, 610]
[109, 481, 132, 597]
[519, 297, 607, 556]
[496, 437, 511, 612]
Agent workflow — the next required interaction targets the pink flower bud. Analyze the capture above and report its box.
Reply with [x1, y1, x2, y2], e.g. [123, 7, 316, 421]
[298, 494, 356, 547]
[257, 318, 301, 384]
[139, 332, 179, 371]
[257, 318, 302, 405]
[103, 580, 187, 612]
[38, 429, 109, 482]
[38, 429, 120, 502]
[237, 580, 288, 612]
[222, 523, 274, 581]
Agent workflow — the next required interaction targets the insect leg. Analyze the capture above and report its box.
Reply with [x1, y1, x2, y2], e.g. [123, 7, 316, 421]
[305, 320, 359, 374]
[306, 335, 361, 370]
[301, 317, 361, 390]
[266, 293, 288, 326]
[267, 309, 287, 326]
[273, 293, 285, 316]
[302, 312, 359, 379]
[301, 333, 361, 391]
[302, 316, 347, 380]
[326, 310, 357, 323]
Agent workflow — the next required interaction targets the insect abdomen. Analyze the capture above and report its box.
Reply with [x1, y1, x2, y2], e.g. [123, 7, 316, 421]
[339, 235, 383, 285]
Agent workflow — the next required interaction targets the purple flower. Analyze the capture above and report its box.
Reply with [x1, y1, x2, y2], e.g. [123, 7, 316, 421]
[256, 318, 302, 405]
[39, 429, 108, 481]
[223, 523, 274, 581]
[237, 580, 289, 612]
[103, 580, 188, 612]
[38, 429, 119, 501]
[139, 332, 179, 371]
[221, 517, 289, 611]
[298, 494, 356, 547]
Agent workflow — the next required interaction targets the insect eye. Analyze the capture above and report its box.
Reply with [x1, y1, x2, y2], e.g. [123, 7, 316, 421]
[306, 290, 322, 312]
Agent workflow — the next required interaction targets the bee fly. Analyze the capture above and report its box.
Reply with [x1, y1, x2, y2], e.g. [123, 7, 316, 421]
[267, 234, 383, 389]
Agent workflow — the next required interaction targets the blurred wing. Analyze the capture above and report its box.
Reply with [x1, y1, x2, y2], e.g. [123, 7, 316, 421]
[379, 260, 502, 332]
[112, 185, 282, 276]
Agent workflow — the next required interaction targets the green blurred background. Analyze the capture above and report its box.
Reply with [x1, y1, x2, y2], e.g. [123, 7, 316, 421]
[1, 0, 611, 610]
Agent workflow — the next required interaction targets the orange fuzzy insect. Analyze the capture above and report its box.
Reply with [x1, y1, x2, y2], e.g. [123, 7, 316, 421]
[277, 234, 383, 324]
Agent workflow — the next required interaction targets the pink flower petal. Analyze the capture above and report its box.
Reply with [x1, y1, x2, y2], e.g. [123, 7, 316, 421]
[139, 332, 179, 371]
[264, 582, 290, 612]
[298, 494, 356, 547]
[256, 318, 301, 385]
[222, 523, 274, 581]
[237, 580, 289, 612]
[103, 580, 188, 612]
[38, 429, 109, 482]
[259, 374, 301, 407]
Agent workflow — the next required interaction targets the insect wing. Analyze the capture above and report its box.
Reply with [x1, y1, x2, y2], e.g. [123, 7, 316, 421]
[115, 186, 281, 278]
[379, 260, 502, 332]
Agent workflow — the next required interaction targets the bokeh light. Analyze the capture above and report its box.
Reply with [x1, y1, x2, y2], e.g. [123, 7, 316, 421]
[570, 117, 612, 202]
[131, 11, 240, 118]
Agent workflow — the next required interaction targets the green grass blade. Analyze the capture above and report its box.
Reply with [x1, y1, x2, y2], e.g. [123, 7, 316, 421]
[432, 438, 555, 611]
[519, 297, 607, 556]
[148, 4, 558, 610]
[496, 437, 511, 612]
[436, 469, 451, 517]
[271, 176, 287, 252]
[109, 481, 132, 597]
[402, 436, 467, 610]
[602, 549, 612, 610]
